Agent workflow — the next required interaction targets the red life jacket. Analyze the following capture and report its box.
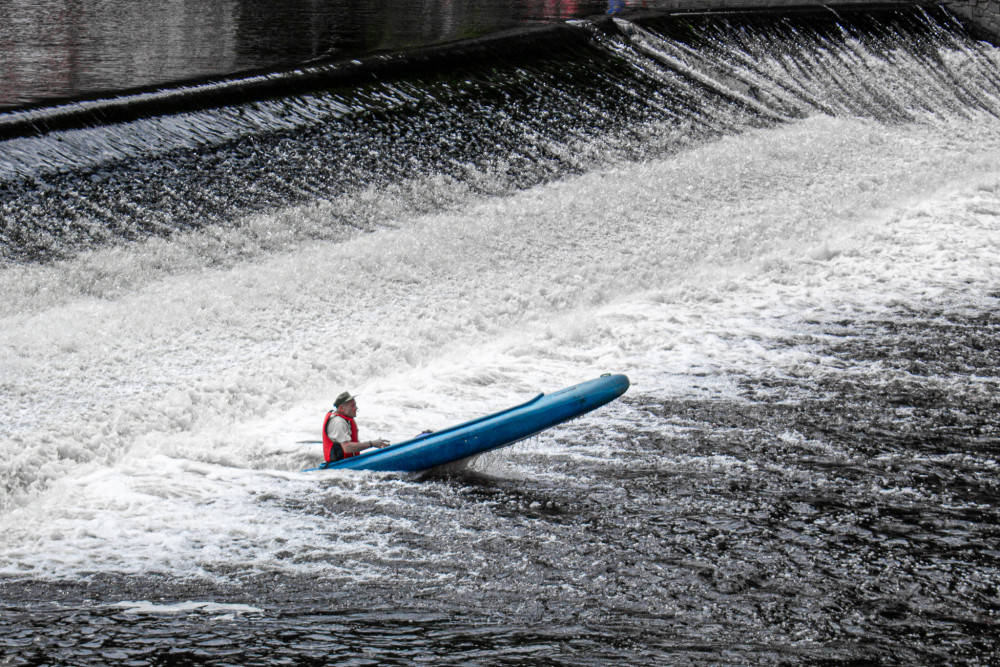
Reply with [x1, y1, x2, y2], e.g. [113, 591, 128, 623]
[322, 411, 360, 462]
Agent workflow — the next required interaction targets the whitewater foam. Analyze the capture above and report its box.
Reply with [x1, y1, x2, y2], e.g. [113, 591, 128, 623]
[1, 114, 998, 580]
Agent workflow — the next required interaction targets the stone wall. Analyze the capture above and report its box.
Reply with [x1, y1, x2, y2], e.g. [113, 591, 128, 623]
[640, 0, 1000, 44]
[941, 0, 1000, 42]
[649, 0, 910, 8]
[642, 0, 910, 10]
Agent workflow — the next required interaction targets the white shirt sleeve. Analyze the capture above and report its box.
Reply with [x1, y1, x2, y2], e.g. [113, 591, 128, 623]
[326, 415, 352, 444]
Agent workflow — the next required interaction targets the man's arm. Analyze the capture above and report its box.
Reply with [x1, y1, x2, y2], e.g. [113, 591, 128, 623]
[341, 438, 390, 454]
[328, 416, 389, 453]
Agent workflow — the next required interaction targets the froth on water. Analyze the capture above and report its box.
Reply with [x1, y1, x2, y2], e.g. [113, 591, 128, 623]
[1, 111, 999, 662]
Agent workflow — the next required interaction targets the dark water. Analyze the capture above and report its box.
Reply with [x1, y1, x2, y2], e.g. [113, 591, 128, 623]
[0, 0, 640, 110]
[2, 301, 998, 665]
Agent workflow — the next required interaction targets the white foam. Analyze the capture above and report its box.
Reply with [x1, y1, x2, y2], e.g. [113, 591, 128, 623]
[111, 600, 264, 615]
[1, 115, 998, 580]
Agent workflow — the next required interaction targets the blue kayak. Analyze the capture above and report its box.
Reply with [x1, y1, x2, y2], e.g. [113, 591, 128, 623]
[306, 373, 629, 473]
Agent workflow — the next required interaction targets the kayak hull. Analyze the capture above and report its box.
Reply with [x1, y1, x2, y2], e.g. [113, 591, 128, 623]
[308, 373, 629, 473]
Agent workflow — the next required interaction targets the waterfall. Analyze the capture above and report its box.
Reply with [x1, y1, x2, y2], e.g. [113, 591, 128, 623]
[1, 5, 997, 265]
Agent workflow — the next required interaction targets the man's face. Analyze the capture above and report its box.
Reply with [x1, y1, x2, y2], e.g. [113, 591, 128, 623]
[340, 399, 358, 418]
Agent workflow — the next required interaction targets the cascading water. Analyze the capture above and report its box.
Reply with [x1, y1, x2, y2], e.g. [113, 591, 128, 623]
[1, 5, 998, 665]
[2, 6, 997, 267]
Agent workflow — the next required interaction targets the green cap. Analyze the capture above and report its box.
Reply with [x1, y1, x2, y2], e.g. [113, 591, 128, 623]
[334, 391, 357, 408]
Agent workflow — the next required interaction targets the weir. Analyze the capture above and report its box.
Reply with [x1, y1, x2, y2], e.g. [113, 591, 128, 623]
[0, 2, 999, 267]
[0, 1, 996, 141]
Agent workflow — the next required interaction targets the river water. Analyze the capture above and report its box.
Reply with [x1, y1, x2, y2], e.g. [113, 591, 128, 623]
[0, 0, 634, 109]
[1, 4, 999, 666]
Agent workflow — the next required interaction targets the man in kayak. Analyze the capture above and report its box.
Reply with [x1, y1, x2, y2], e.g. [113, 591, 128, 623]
[322, 391, 390, 462]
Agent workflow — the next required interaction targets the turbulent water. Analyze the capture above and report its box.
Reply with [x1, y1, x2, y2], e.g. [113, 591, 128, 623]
[1, 5, 999, 665]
